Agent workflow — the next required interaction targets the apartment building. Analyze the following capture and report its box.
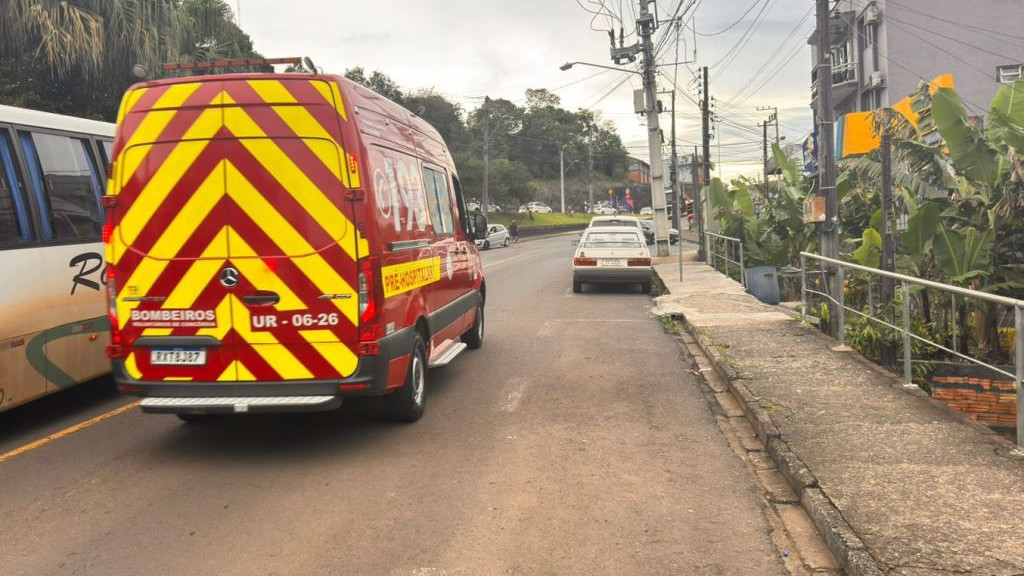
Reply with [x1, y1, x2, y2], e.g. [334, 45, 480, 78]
[810, 0, 1024, 119]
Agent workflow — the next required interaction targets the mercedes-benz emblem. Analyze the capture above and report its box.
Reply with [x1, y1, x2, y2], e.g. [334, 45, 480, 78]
[220, 266, 240, 288]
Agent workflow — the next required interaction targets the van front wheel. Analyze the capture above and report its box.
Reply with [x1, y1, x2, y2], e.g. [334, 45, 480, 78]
[387, 335, 427, 422]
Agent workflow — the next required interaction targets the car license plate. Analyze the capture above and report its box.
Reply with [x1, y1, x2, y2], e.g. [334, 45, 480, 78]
[151, 347, 206, 366]
[600, 259, 624, 267]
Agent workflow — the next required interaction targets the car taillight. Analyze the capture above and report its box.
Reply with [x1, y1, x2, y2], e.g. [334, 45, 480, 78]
[105, 268, 125, 359]
[357, 256, 383, 354]
[628, 258, 652, 266]
[573, 257, 596, 266]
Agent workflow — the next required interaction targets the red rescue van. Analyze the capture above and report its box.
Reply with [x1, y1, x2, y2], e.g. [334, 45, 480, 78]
[104, 62, 487, 422]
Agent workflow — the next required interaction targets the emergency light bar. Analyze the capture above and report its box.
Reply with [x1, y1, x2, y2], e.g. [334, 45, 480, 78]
[161, 57, 302, 72]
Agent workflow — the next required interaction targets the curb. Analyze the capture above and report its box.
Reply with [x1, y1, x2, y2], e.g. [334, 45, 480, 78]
[657, 269, 887, 576]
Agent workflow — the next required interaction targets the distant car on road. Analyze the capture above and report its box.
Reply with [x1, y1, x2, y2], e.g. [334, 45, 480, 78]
[467, 201, 481, 212]
[572, 228, 652, 294]
[519, 201, 552, 213]
[592, 205, 617, 215]
[637, 220, 679, 245]
[639, 206, 653, 216]
[475, 224, 510, 250]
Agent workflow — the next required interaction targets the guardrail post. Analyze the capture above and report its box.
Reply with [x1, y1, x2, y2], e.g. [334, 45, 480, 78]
[951, 294, 958, 354]
[837, 265, 846, 348]
[800, 254, 807, 323]
[724, 240, 730, 279]
[739, 242, 746, 288]
[1015, 306, 1023, 451]
[902, 280, 912, 386]
[708, 235, 715, 270]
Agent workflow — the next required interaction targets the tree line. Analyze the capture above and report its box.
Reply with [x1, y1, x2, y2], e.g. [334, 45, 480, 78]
[0, 2, 634, 210]
[345, 68, 632, 210]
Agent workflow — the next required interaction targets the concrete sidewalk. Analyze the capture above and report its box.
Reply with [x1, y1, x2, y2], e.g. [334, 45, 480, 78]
[653, 253, 1024, 576]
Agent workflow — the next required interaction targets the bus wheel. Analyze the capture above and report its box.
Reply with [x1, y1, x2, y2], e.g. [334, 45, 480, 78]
[387, 335, 427, 422]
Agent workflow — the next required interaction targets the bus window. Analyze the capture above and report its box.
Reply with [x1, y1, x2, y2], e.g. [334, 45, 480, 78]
[19, 131, 104, 241]
[0, 131, 32, 246]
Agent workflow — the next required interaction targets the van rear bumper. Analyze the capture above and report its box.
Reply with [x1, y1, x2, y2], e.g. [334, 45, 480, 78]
[113, 327, 415, 414]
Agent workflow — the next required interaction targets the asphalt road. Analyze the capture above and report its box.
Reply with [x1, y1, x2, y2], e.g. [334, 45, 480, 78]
[0, 234, 783, 576]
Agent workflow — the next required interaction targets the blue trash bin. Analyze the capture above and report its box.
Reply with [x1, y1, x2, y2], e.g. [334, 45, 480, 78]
[745, 266, 781, 305]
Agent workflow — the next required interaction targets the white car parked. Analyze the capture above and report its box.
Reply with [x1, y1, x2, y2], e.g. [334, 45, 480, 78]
[475, 224, 510, 250]
[518, 201, 552, 213]
[639, 206, 653, 216]
[572, 227, 652, 294]
[591, 205, 617, 215]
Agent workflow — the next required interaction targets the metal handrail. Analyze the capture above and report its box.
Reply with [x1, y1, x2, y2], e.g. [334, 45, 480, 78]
[800, 252, 1024, 451]
[705, 232, 745, 287]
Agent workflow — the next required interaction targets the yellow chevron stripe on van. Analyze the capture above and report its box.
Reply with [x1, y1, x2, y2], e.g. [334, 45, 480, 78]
[224, 234, 306, 311]
[234, 361, 256, 382]
[117, 83, 206, 181]
[311, 80, 349, 121]
[301, 331, 358, 375]
[124, 353, 142, 379]
[117, 119, 221, 249]
[224, 168, 358, 325]
[217, 361, 238, 382]
[229, 297, 313, 379]
[246, 79, 297, 104]
[197, 294, 233, 341]
[145, 162, 225, 260]
[272, 105, 349, 186]
[221, 106, 356, 256]
[116, 87, 149, 124]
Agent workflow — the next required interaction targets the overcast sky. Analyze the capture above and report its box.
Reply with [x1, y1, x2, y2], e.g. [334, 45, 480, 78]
[240, 0, 816, 179]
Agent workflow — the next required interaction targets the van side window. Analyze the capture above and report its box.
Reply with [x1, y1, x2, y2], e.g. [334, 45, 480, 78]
[18, 131, 104, 241]
[452, 175, 472, 237]
[0, 130, 33, 246]
[422, 166, 454, 236]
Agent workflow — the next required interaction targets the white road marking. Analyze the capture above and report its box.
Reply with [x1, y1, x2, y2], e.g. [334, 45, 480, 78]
[498, 377, 530, 413]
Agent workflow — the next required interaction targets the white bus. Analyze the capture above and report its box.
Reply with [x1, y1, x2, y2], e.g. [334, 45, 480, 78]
[0, 104, 115, 412]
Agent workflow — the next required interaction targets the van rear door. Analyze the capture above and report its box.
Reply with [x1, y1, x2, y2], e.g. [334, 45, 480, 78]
[111, 77, 360, 384]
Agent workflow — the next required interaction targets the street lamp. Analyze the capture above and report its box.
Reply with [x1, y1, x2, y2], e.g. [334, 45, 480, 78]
[560, 61, 641, 75]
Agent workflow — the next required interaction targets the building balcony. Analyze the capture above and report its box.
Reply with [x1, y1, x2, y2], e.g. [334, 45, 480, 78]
[811, 61, 859, 108]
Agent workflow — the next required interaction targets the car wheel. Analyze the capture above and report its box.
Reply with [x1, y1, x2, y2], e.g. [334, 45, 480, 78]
[387, 334, 427, 422]
[641, 282, 651, 294]
[573, 280, 583, 293]
[503, 237, 510, 247]
[462, 301, 484, 350]
[483, 240, 490, 250]
[177, 413, 221, 424]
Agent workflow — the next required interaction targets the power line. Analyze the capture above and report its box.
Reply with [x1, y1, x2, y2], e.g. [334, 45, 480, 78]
[697, 0, 764, 37]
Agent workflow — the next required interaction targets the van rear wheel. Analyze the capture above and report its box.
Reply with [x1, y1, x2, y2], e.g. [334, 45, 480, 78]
[387, 335, 427, 422]
[462, 302, 484, 349]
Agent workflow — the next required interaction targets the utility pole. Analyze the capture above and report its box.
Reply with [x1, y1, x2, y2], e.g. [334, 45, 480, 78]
[762, 119, 770, 197]
[587, 128, 594, 214]
[698, 66, 711, 261]
[815, 0, 840, 336]
[482, 96, 491, 213]
[638, 0, 670, 257]
[659, 89, 682, 232]
[879, 113, 897, 366]
[560, 145, 566, 213]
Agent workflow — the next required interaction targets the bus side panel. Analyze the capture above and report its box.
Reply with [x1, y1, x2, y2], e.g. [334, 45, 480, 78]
[0, 331, 46, 411]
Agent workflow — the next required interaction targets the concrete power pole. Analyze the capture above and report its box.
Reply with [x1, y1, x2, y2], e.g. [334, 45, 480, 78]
[815, 0, 840, 336]
[587, 128, 594, 214]
[560, 145, 566, 213]
[669, 89, 682, 233]
[880, 115, 897, 366]
[698, 66, 711, 262]
[638, 0, 670, 257]
[482, 96, 491, 213]
[762, 120, 770, 196]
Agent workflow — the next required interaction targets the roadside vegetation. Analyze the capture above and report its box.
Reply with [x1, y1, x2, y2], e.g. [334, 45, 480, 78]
[487, 212, 594, 229]
[706, 80, 1024, 370]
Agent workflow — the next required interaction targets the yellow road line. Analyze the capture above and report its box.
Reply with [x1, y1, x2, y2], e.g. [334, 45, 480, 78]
[0, 400, 141, 465]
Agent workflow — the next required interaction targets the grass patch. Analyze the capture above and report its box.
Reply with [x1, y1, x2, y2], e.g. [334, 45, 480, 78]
[488, 212, 595, 229]
[659, 314, 681, 335]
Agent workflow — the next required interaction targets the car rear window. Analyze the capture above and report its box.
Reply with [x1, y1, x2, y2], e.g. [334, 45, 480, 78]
[581, 231, 644, 248]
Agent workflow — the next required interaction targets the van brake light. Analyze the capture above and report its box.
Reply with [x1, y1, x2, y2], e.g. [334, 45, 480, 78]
[105, 268, 125, 359]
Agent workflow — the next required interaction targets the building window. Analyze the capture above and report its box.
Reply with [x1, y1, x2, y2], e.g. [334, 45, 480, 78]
[998, 64, 1023, 84]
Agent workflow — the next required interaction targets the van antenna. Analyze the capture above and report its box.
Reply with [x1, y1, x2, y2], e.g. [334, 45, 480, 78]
[302, 57, 317, 74]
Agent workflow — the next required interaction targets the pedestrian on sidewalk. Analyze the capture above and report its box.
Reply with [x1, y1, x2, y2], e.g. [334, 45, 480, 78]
[509, 218, 519, 244]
